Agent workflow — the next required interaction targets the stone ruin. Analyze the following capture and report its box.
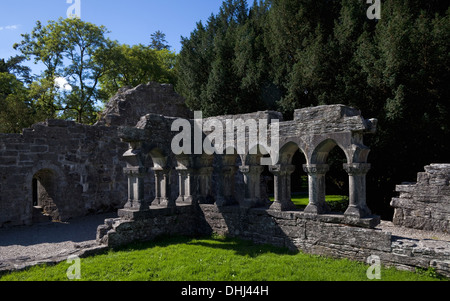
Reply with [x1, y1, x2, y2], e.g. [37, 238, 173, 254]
[392, 164, 450, 233]
[0, 82, 191, 227]
[0, 82, 449, 277]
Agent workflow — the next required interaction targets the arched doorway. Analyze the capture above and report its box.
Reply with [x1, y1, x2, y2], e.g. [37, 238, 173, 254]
[32, 169, 60, 223]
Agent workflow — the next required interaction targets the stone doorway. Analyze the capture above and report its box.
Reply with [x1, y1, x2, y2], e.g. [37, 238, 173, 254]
[32, 169, 60, 224]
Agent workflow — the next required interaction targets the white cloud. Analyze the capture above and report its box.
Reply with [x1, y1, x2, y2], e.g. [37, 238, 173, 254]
[0, 25, 19, 31]
[55, 77, 73, 92]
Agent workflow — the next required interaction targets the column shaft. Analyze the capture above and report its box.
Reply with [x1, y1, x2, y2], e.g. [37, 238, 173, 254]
[344, 163, 372, 218]
[303, 164, 330, 214]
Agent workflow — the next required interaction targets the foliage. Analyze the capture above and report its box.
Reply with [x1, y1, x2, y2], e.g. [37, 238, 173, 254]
[14, 18, 114, 124]
[150, 30, 171, 50]
[0, 72, 37, 133]
[0, 236, 445, 281]
[98, 43, 177, 101]
[176, 0, 450, 218]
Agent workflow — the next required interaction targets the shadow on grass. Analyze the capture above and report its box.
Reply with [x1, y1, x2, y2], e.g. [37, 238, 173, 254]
[112, 234, 297, 258]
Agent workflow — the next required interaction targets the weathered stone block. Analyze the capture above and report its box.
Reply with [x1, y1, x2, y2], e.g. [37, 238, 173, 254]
[392, 164, 450, 233]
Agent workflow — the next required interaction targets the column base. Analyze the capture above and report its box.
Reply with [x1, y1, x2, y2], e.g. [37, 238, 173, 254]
[344, 205, 372, 218]
[176, 196, 194, 205]
[159, 198, 176, 208]
[124, 199, 151, 211]
[270, 200, 297, 211]
[304, 202, 330, 215]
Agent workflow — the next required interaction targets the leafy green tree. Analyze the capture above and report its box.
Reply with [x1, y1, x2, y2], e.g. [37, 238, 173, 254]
[98, 43, 177, 101]
[0, 72, 36, 133]
[0, 55, 32, 84]
[14, 18, 114, 124]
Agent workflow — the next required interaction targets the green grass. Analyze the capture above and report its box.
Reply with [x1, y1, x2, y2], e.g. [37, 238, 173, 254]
[0, 236, 445, 281]
[270, 193, 349, 212]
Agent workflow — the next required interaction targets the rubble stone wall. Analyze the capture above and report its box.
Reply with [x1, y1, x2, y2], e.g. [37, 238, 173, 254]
[0, 82, 192, 228]
[0, 120, 129, 227]
[97, 204, 450, 277]
[391, 164, 450, 233]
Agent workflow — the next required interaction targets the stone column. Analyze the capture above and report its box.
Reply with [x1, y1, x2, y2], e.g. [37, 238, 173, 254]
[303, 164, 330, 214]
[123, 166, 148, 211]
[344, 163, 372, 218]
[216, 165, 238, 207]
[153, 167, 175, 208]
[269, 165, 297, 211]
[175, 168, 194, 205]
[196, 167, 214, 204]
[239, 165, 265, 208]
[122, 147, 149, 211]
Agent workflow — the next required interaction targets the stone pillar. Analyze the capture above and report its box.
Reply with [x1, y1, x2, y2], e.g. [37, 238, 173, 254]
[153, 167, 175, 208]
[216, 165, 238, 207]
[196, 167, 214, 204]
[303, 164, 330, 214]
[239, 165, 265, 208]
[270, 165, 297, 211]
[175, 168, 194, 205]
[344, 163, 372, 218]
[123, 166, 148, 211]
[122, 147, 149, 211]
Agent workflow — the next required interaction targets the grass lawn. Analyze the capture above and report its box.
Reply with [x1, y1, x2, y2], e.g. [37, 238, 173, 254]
[0, 235, 445, 281]
[270, 193, 349, 212]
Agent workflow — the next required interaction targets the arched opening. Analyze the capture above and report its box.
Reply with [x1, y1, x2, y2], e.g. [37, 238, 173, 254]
[32, 169, 60, 223]
[260, 155, 274, 205]
[270, 141, 308, 211]
[325, 146, 349, 213]
[290, 149, 308, 209]
[241, 145, 272, 208]
[310, 139, 349, 214]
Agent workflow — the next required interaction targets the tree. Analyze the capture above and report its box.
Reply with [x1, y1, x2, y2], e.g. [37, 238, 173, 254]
[177, 0, 450, 218]
[177, 0, 269, 117]
[150, 30, 170, 50]
[98, 43, 177, 101]
[0, 55, 32, 84]
[14, 18, 114, 124]
[0, 72, 37, 133]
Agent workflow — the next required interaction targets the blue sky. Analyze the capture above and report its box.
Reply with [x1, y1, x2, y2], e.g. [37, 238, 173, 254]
[0, 0, 224, 72]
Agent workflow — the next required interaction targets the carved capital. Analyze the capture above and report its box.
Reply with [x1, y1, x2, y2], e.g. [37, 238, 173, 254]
[303, 164, 329, 175]
[239, 165, 264, 175]
[343, 163, 371, 176]
[269, 165, 295, 176]
[123, 166, 146, 177]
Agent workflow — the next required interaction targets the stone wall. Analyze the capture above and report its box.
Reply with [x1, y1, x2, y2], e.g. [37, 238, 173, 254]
[0, 120, 129, 227]
[96, 82, 193, 127]
[0, 82, 192, 228]
[97, 204, 450, 277]
[391, 164, 450, 233]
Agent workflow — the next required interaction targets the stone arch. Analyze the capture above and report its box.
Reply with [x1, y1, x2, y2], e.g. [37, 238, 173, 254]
[146, 146, 169, 169]
[278, 141, 308, 165]
[27, 163, 67, 224]
[278, 141, 309, 198]
[310, 138, 351, 165]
